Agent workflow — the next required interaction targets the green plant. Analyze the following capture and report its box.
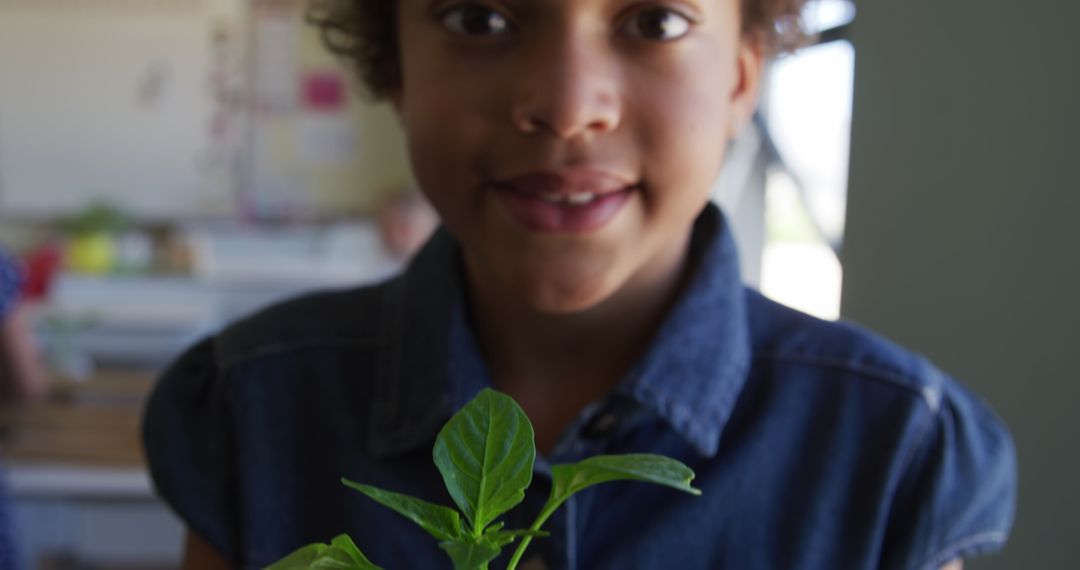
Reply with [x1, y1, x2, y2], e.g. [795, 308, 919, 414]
[61, 201, 130, 236]
[268, 388, 701, 570]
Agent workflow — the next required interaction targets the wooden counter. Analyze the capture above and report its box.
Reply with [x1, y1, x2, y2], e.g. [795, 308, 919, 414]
[0, 373, 154, 469]
[0, 373, 185, 569]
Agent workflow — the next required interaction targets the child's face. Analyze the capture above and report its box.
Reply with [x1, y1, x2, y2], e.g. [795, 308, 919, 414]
[395, 0, 761, 313]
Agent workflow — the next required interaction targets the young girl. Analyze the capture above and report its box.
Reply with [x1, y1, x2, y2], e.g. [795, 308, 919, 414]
[143, 1, 1016, 568]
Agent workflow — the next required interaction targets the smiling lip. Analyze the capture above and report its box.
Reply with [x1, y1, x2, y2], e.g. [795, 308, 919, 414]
[491, 168, 637, 234]
[495, 168, 635, 199]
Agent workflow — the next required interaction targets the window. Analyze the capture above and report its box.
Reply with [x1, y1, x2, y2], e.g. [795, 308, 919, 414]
[758, 0, 856, 320]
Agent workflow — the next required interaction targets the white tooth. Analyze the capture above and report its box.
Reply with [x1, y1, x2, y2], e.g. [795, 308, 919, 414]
[566, 193, 596, 205]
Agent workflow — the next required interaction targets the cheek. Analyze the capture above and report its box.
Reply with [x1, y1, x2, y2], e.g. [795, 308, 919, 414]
[399, 49, 510, 154]
[400, 88, 488, 218]
[405, 126, 476, 243]
[631, 57, 736, 210]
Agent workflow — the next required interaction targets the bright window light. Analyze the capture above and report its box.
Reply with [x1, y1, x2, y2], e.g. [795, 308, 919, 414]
[759, 20, 855, 320]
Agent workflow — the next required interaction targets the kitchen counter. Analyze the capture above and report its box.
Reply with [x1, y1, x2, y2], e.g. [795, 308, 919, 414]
[0, 373, 184, 569]
[0, 373, 150, 472]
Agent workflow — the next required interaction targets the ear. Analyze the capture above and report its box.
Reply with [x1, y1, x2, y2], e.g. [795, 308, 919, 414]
[727, 35, 765, 139]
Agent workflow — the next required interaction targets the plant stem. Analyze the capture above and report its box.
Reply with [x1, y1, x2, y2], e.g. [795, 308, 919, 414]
[505, 500, 562, 570]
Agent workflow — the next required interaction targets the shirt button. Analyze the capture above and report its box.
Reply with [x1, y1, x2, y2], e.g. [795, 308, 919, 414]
[583, 412, 618, 439]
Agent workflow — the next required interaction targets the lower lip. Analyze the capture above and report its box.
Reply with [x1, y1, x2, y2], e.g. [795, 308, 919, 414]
[495, 185, 634, 234]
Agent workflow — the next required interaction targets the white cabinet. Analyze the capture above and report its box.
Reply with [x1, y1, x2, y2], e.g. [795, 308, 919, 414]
[9, 466, 184, 570]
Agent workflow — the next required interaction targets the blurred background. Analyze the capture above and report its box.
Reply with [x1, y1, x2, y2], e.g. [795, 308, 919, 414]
[0, 0, 1074, 568]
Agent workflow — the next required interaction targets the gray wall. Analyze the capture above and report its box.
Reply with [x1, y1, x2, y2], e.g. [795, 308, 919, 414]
[841, 1, 1079, 568]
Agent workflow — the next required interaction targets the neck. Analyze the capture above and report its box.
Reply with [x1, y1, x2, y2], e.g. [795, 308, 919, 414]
[463, 228, 695, 450]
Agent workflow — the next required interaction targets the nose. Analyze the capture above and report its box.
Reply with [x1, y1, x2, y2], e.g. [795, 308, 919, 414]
[510, 34, 622, 139]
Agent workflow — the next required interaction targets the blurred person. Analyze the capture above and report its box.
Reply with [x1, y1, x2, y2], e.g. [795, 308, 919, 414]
[375, 189, 439, 259]
[0, 247, 41, 570]
[0, 248, 48, 404]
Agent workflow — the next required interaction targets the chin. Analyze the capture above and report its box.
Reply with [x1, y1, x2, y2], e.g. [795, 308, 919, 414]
[518, 269, 620, 315]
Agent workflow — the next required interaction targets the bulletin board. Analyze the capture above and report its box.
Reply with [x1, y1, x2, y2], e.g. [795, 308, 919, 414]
[0, 0, 245, 220]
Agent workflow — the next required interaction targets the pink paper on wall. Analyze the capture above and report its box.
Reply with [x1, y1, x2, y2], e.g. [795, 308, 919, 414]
[301, 71, 346, 113]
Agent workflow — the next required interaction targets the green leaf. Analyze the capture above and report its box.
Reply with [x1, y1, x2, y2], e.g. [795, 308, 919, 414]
[448, 527, 549, 570]
[265, 543, 330, 570]
[438, 538, 502, 570]
[548, 453, 699, 498]
[549, 454, 702, 504]
[433, 388, 536, 535]
[507, 454, 701, 570]
[265, 534, 383, 570]
[329, 534, 382, 568]
[341, 478, 463, 541]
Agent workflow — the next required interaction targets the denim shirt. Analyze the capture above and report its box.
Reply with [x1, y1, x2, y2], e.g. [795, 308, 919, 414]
[142, 204, 1016, 570]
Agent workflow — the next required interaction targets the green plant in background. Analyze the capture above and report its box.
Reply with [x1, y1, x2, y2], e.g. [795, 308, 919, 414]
[268, 388, 701, 570]
[61, 201, 131, 236]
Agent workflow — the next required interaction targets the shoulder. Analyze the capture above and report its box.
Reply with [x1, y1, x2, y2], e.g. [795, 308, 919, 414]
[142, 279, 410, 563]
[208, 228, 462, 372]
[742, 288, 1016, 566]
[146, 275, 405, 418]
[211, 275, 404, 370]
[744, 287, 945, 410]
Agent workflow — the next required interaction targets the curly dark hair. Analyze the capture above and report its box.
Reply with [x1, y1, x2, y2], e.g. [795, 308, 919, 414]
[306, 0, 810, 99]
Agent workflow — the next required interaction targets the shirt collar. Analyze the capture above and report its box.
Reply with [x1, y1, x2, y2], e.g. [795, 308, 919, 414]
[369, 203, 751, 459]
[366, 227, 464, 457]
[615, 203, 751, 456]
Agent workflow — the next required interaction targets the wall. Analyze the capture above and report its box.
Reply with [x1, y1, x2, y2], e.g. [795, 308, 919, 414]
[295, 7, 415, 213]
[245, 0, 415, 218]
[0, 0, 241, 220]
[0, 0, 414, 223]
[841, 1, 1080, 568]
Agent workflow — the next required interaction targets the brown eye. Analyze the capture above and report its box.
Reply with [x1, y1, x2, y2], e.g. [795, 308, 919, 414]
[627, 8, 693, 41]
[440, 4, 510, 37]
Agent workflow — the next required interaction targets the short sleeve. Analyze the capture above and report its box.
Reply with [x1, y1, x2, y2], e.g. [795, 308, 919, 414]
[141, 336, 241, 564]
[881, 377, 1018, 570]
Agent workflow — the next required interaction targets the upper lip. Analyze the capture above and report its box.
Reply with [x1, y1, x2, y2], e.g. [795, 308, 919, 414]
[491, 167, 637, 197]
